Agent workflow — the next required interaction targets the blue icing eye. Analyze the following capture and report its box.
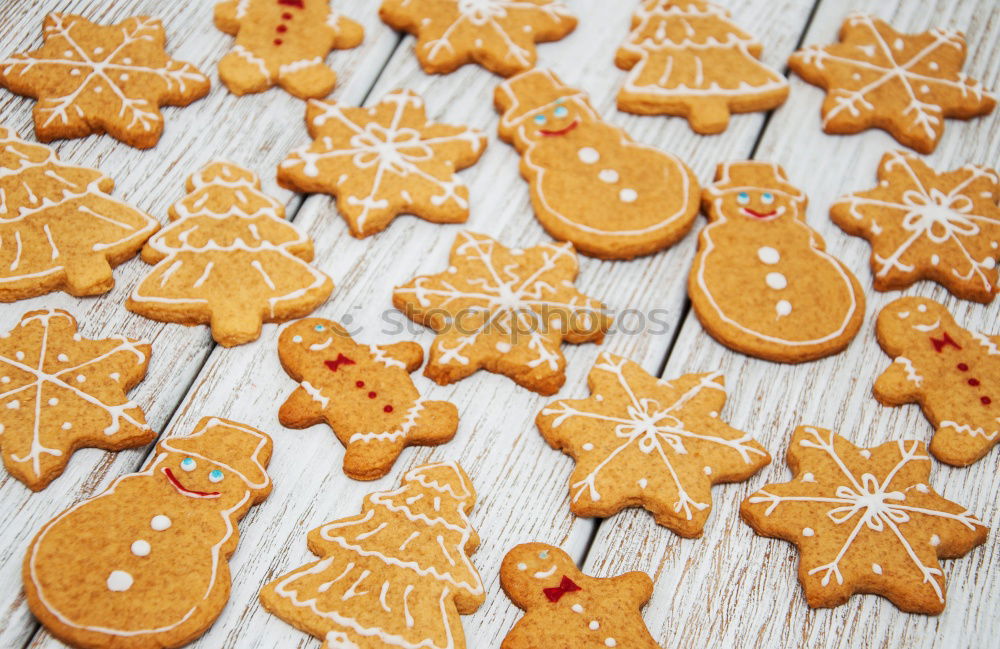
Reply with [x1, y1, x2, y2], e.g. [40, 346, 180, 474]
[534, 114, 547, 125]
[209, 469, 224, 483]
[761, 192, 775, 204]
[314, 324, 325, 331]
[553, 105, 568, 118]
[737, 191, 750, 205]
[180, 457, 196, 471]
[539, 550, 549, 559]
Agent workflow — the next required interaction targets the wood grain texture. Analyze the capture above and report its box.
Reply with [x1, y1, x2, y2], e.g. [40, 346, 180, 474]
[584, 1, 1000, 648]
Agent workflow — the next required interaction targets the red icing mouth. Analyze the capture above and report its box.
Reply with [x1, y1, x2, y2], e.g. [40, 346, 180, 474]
[539, 121, 578, 137]
[742, 208, 777, 219]
[163, 467, 220, 499]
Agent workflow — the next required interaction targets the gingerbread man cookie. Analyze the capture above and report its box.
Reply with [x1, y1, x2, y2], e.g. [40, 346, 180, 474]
[789, 13, 996, 154]
[741, 426, 988, 614]
[380, 0, 577, 77]
[127, 162, 333, 347]
[215, 0, 364, 98]
[0, 309, 152, 491]
[0, 13, 210, 149]
[393, 231, 612, 395]
[24, 417, 272, 648]
[832, 150, 1000, 303]
[0, 125, 159, 302]
[500, 543, 660, 649]
[689, 161, 865, 363]
[875, 296, 1000, 467]
[278, 318, 459, 480]
[538, 353, 770, 537]
[260, 462, 484, 649]
[615, 0, 789, 134]
[496, 68, 700, 259]
[279, 90, 487, 237]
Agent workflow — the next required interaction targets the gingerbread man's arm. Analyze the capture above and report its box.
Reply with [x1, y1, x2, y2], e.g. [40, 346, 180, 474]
[329, 12, 365, 50]
[278, 385, 327, 429]
[608, 571, 654, 608]
[499, 617, 536, 649]
[213, 0, 242, 35]
[376, 342, 424, 372]
[873, 357, 923, 406]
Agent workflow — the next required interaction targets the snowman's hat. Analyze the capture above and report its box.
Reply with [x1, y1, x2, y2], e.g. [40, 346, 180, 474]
[495, 69, 588, 130]
[161, 417, 272, 496]
[707, 161, 806, 206]
[403, 461, 475, 505]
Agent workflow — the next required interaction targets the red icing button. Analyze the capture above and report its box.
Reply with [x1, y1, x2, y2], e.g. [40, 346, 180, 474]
[982, 396, 992, 405]
[356, 380, 365, 388]
[957, 363, 969, 371]
[274, 38, 283, 45]
[969, 378, 981, 387]
[384, 405, 393, 413]
[368, 391, 377, 399]
[282, 12, 293, 19]
[277, 25, 287, 33]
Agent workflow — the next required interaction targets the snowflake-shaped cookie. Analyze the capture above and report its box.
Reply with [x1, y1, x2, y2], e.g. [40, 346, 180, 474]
[832, 150, 1000, 303]
[789, 13, 996, 153]
[380, 0, 577, 77]
[741, 426, 988, 614]
[0, 309, 152, 490]
[279, 90, 487, 237]
[393, 231, 611, 395]
[0, 13, 210, 149]
[537, 353, 769, 537]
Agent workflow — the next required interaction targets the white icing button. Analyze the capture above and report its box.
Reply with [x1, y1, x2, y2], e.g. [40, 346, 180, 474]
[496, 341, 512, 353]
[709, 411, 718, 417]
[61, 422, 72, 430]
[802, 527, 814, 537]
[765, 272, 787, 290]
[578, 147, 599, 164]
[619, 188, 638, 203]
[572, 604, 584, 613]
[131, 540, 151, 557]
[871, 563, 883, 575]
[801, 472, 815, 483]
[598, 169, 619, 183]
[637, 478, 648, 488]
[930, 534, 940, 547]
[48, 398, 58, 406]
[931, 254, 940, 265]
[605, 639, 617, 647]
[57, 353, 68, 362]
[150, 515, 171, 531]
[76, 374, 85, 383]
[583, 443, 595, 451]
[775, 300, 792, 317]
[757, 246, 780, 265]
[107, 570, 133, 592]
[589, 621, 600, 630]
[703, 466, 712, 475]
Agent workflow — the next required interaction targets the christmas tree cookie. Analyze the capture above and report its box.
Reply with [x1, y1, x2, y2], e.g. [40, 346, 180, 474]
[875, 296, 1000, 467]
[538, 353, 769, 537]
[127, 162, 333, 347]
[215, 0, 364, 98]
[0, 309, 152, 491]
[0, 126, 159, 302]
[0, 13, 210, 149]
[689, 161, 865, 363]
[277, 318, 459, 480]
[260, 462, 484, 649]
[615, 0, 789, 134]
[24, 417, 272, 648]
[495, 68, 700, 259]
[741, 426, 988, 614]
[500, 543, 660, 649]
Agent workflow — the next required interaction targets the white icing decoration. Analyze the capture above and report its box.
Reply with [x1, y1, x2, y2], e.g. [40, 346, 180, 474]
[589, 621, 599, 630]
[150, 514, 171, 531]
[572, 603, 584, 613]
[578, 147, 599, 164]
[106, 570, 133, 592]
[802, 527, 814, 537]
[619, 188, 638, 203]
[131, 540, 151, 556]
[775, 300, 792, 318]
[599, 169, 619, 183]
[765, 272, 787, 290]
[757, 246, 780, 265]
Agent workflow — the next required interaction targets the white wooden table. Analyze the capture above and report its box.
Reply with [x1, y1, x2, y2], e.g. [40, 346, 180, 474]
[1, 1, 998, 648]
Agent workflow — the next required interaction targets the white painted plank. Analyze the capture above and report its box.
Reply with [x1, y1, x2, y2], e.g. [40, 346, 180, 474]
[0, 0, 398, 646]
[585, 1, 1000, 648]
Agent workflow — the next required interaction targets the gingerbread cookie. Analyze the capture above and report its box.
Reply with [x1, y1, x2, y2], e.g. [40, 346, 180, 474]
[500, 543, 659, 649]
[832, 150, 1000, 303]
[278, 318, 459, 480]
[127, 162, 332, 347]
[875, 296, 1000, 467]
[393, 231, 611, 395]
[741, 425, 988, 614]
[260, 461, 484, 649]
[0, 13, 210, 149]
[537, 352, 769, 537]
[614, 0, 789, 134]
[24, 416, 272, 648]
[496, 69, 700, 259]
[380, 0, 576, 77]
[788, 13, 996, 154]
[279, 90, 487, 237]
[0, 309, 152, 491]
[0, 126, 159, 301]
[215, 0, 364, 98]
[689, 161, 865, 363]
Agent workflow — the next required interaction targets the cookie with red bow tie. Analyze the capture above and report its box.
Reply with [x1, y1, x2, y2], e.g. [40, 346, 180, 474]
[500, 543, 661, 649]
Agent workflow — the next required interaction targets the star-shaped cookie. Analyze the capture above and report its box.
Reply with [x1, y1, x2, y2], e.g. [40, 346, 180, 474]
[279, 90, 487, 237]
[741, 425, 988, 614]
[393, 231, 611, 395]
[789, 13, 995, 153]
[380, 0, 577, 77]
[0, 13, 210, 149]
[538, 353, 770, 537]
[832, 150, 1000, 303]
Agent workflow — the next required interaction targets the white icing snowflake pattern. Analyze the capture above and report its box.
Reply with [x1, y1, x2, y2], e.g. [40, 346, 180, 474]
[538, 353, 769, 536]
[742, 426, 988, 613]
[0, 13, 210, 148]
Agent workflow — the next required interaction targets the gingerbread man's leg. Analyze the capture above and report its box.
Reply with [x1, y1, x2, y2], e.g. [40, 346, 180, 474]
[930, 423, 997, 467]
[277, 60, 338, 100]
[343, 437, 406, 481]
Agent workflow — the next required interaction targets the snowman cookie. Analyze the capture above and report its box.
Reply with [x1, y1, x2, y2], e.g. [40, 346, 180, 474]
[277, 318, 459, 480]
[24, 416, 272, 649]
[215, 0, 364, 98]
[689, 161, 865, 363]
[875, 296, 1000, 466]
[496, 68, 700, 259]
[500, 543, 660, 649]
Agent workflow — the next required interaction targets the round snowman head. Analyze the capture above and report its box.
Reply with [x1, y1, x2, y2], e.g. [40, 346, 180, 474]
[705, 161, 807, 223]
[496, 69, 591, 146]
